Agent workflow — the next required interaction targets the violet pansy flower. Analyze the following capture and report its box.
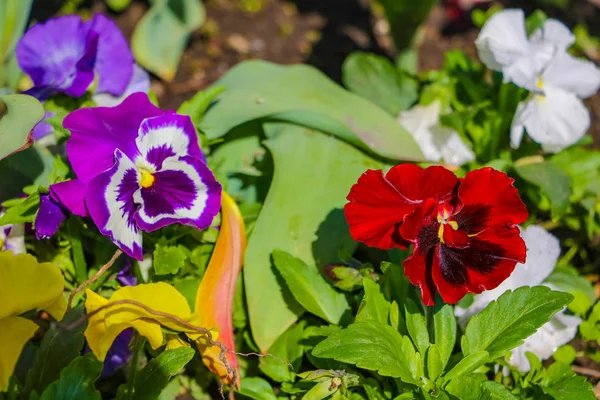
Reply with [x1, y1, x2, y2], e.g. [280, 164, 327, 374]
[51, 93, 221, 260]
[16, 14, 133, 100]
[34, 194, 67, 240]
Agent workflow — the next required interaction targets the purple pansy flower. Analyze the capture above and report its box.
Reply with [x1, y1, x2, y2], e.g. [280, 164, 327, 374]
[50, 93, 221, 260]
[117, 261, 137, 287]
[34, 194, 68, 240]
[101, 328, 134, 377]
[16, 14, 133, 100]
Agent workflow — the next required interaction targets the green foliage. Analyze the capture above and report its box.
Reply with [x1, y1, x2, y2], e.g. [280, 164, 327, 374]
[0, 94, 45, 161]
[237, 377, 277, 400]
[106, 0, 132, 12]
[40, 355, 103, 400]
[580, 301, 600, 342]
[461, 286, 573, 360]
[0, 0, 32, 89]
[153, 243, 189, 275]
[355, 278, 390, 324]
[432, 303, 456, 372]
[131, 347, 195, 400]
[258, 321, 305, 382]
[537, 362, 596, 400]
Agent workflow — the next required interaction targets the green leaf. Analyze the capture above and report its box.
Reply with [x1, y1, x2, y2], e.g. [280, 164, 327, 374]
[432, 302, 456, 372]
[312, 321, 421, 384]
[342, 52, 417, 115]
[24, 307, 86, 397]
[153, 243, 188, 275]
[0, 144, 54, 201]
[426, 345, 443, 382]
[200, 61, 423, 161]
[258, 321, 305, 382]
[545, 267, 596, 315]
[39, 355, 102, 400]
[0, 0, 33, 88]
[444, 376, 484, 400]
[272, 250, 349, 324]
[0, 95, 45, 161]
[461, 286, 573, 360]
[514, 160, 572, 219]
[355, 278, 390, 324]
[132, 0, 205, 81]
[132, 347, 195, 400]
[443, 350, 489, 381]
[553, 345, 577, 365]
[404, 299, 429, 354]
[538, 362, 596, 400]
[237, 377, 277, 400]
[244, 123, 381, 352]
[580, 301, 600, 342]
[177, 85, 226, 125]
[481, 381, 518, 399]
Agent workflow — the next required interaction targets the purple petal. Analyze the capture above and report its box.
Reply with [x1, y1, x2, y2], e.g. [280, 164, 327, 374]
[16, 15, 97, 98]
[101, 328, 133, 377]
[50, 180, 89, 217]
[117, 261, 137, 286]
[134, 155, 221, 232]
[85, 149, 143, 260]
[32, 111, 56, 141]
[86, 14, 134, 96]
[136, 114, 204, 168]
[93, 64, 151, 107]
[34, 194, 67, 240]
[64, 93, 163, 183]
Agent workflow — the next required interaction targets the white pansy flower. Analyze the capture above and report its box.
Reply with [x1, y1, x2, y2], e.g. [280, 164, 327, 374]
[455, 225, 582, 372]
[397, 100, 475, 166]
[0, 213, 25, 255]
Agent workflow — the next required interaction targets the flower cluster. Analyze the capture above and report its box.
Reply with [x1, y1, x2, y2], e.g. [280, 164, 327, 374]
[476, 9, 600, 151]
[345, 164, 528, 305]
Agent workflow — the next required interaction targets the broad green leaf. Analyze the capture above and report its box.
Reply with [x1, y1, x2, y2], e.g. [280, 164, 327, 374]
[404, 299, 429, 354]
[177, 85, 226, 125]
[40, 355, 102, 400]
[432, 302, 456, 372]
[132, 0, 205, 81]
[200, 61, 423, 161]
[342, 52, 417, 115]
[237, 377, 277, 400]
[312, 321, 420, 384]
[258, 321, 305, 383]
[481, 381, 518, 399]
[551, 147, 600, 202]
[0, 145, 54, 201]
[0, 94, 44, 161]
[153, 243, 188, 275]
[538, 362, 596, 400]
[0, 0, 32, 88]
[444, 376, 484, 400]
[244, 123, 381, 352]
[514, 160, 572, 219]
[355, 278, 390, 324]
[545, 267, 596, 314]
[426, 345, 443, 382]
[132, 347, 195, 400]
[24, 307, 86, 397]
[443, 350, 489, 381]
[272, 250, 348, 324]
[461, 286, 573, 359]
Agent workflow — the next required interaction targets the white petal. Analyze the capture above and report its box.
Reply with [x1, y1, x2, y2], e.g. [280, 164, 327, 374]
[511, 226, 560, 285]
[475, 9, 530, 71]
[511, 86, 590, 152]
[433, 126, 476, 166]
[93, 64, 151, 107]
[502, 42, 555, 90]
[0, 222, 25, 254]
[543, 52, 600, 99]
[397, 101, 443, 162]
[510, 100, 530, 149]
[531, 19, 575, 50]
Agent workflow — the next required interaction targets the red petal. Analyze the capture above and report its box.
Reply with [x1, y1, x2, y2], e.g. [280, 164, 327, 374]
[345, 165, 458, 249]
[403, 248, 437, 306]
[455, 168, 528, 233]
[442, 226, 470, 249]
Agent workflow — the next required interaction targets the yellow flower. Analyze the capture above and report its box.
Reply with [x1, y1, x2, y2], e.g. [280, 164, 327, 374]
[0, 251, 66, 392]
[84, 282, 217, 361]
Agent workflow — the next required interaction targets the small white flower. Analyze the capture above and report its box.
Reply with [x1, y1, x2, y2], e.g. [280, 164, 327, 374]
[455, 225, 581, 372]
[397, 100, 475, 166]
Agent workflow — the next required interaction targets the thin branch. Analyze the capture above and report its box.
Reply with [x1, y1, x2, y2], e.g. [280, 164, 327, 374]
[572, 365, 600, 379]
[66, 249, 123, 311]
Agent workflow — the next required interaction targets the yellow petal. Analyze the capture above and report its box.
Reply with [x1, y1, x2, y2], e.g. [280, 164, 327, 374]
[194, 192, 246, 387]
[0, 317, 38, 392]
[106, 282, 193, 332]
[0, 251, 65, 320]
[165, 335, 190, 350]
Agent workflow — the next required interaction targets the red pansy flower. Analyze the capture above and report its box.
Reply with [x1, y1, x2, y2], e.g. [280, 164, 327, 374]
[345, 164, 528, 306]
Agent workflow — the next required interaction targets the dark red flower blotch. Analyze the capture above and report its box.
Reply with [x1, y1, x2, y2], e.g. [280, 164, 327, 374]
[344, 164, 528, 306]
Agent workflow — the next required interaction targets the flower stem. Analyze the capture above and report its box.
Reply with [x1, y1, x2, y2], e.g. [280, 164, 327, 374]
[126, 335, 146, 399]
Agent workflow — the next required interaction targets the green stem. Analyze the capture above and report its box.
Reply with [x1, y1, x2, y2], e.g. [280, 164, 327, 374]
[126, 335, 146, 399]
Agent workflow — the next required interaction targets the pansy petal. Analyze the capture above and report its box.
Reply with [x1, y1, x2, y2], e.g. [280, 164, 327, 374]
[456, 167, 528, 230]
[35, 194, 67, 240]
[101, 329, 133, 377]
[0, 252, 66, 320]
[136, 114, 204, 166]
[85, 14, 134, 96]
[50, 180, 89, 217]
[32, 112, 55, 141]
[134, 156, 221, 232]
[542, 52, 600, 99]
[345, 165, 458, 250]
[0, 317, 39, 392]
[397, 102, 442, 162]
[512, 87, 590, 153]
[531, 19, 575, 50]
[85, 149, 143, 260]
[475, 9, 530, 71]
[16, 16, 95, 97]
[93, 64, 151, 107]
[64, 93, 163, 183]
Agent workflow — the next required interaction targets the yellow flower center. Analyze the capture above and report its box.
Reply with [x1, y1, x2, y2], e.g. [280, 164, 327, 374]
[437, 208, 458, 244]
[536, 77, 544, 90]
[140, 170, 155, 188]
